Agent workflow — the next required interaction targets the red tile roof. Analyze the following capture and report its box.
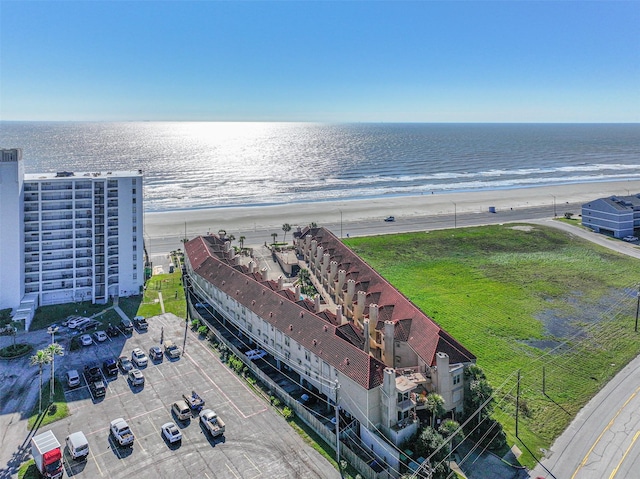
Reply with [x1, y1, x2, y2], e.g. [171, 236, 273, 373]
[300, 227, 475, 366]
[184, 236, 386, 390]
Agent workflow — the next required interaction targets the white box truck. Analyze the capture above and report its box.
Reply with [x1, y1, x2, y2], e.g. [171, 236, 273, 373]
[31, 430, 63, 479]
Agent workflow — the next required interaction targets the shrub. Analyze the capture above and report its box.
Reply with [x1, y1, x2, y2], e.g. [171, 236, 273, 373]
[282, 406, 294, 420]
[198, 325, 208, 336]
[0, 343, 33, 358]
[191, 319, 200, 330]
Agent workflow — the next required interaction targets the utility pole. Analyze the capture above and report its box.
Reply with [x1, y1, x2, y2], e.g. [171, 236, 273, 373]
[335, 379, 340, 465]
[635, 286, 639, 333]
[516, 370, 521, 438]
[183, 274, 189, 353]
[340, 210, 343, 239]
[551, 195, 557, 217]
[451, 201, 457, 228]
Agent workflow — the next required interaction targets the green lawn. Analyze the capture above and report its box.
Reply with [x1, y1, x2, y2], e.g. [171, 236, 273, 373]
[27, 379, 68, 430]
[133, 271, 187, 318]
[345, 224, 640, 467]
[30, 300, 112, 330]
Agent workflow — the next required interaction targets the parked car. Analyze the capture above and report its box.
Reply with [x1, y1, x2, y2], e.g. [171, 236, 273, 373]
[67, 317, 91, 329]
[80, 334, 93, 346]
[94, 330, 108, 342]
[89, 379, 106, 398]
[172, 400, 191, 421]
[161, 422, 182, 443]
[133, 316, 148, 330]
[131, 348, 148, 367]
[106, 324, 120, 337]
[149, 346, 163, 362]
[119, 318, 133, 333]
[117, 356, 134, 373]
[623, 235, 638, 242]
[128, 368, 145, 386]
[245, 349, 267, 360]
[66, 369, 81, 388]
[103, 358, 118, 377]
[84, 363, 102, 382]
[164, 340, 182, 359]
[194, 302, 210, 309]
[66, 431, 89, 460]
[384, 216, 395, 222]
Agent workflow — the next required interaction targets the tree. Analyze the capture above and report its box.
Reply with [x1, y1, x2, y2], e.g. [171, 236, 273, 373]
[46, 343, 64, 403]
[564, 212, 574, 219]
[0, 308, 11, 326]
[438, 419, 463, 448]
[31, 349, 52, 413]
[271, 232, 278, 245]
[425, 393, 446, 427]
[239, 236, 246, 250]
[282, 223, 291, 244]
[227, 234, 236, 243]
[415, 427, 450, 479]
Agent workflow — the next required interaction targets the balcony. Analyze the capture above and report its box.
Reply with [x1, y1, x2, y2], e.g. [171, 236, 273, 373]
[95, 255, 105, 265]
[76, 240, 93, 248]
[108, 247, 119, 256]
[25, 235, 39, 244]
[108, 228, 119, 237]
[107, 211, 118, 218]
[75, 211, 92, 219]
[76, 249, 93, 258]
[24, 225, 39, 233]
[42, 222, 73, 231]
[42, 262, 74, 271]
[41, 193, 73, 201]
[75, 232, 92, 239]
[76, 220, 92, 229]
[107, 180, 117, 188]
[42, 272, 73, 282]
[42, 242, 73, 252]
[24, 205, 39, 212]
[25, 254, 40, 263]
[76, 260, 92, 268]
[24, 184, 39, 192]
[107, 239, 118, 247]
[75, 182, 92, 190]
[42, 213, 73, 222]
[25, 285, 40, 293]
[76, 270, 92, 278]
[42, 282, 73, 292]
[41, 204, 72, 211]
[25, 266, 39, 273]
[108, 258, 119, 266]
[96, 274, 105, 284]
[41, 232, 73, 241]
[24, 193, 39, 201]
[41, 251, 73, 261]
[77, 279, 93, 288]
[107, 200, 118, 208]
[95, 215, 104, 225]
[107, 191, 118, 198]
[108, 277, 119, 285]
[25, 245, 40, 252]
[42, 184, 72, 191]
[108, 267, 119, 275]
[108, 219, 118, 227]
[24, 214, 39, 222]
[75, 200, 92, 209]
[75, 191, 92, 199]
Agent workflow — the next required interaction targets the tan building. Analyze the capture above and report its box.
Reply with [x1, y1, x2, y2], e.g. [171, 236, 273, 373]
[184, 226, 475, 464]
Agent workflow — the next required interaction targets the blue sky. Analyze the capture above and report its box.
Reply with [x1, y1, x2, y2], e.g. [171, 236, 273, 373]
[1, 1, 638, 122]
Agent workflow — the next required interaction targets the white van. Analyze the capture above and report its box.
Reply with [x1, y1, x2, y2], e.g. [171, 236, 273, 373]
[172, 400, 191, 421]
[67, 317, 91, 329]
[66, 431, 89, 460]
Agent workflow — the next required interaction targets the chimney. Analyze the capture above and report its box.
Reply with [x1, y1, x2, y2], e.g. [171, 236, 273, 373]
[321, 253, 330, 280]
[329, 261, 338, 283]
[368, 303, 378, 342]
[314, 294, 322, 313]
[363, 317, 371, 354]
[248, 261, 256, 274]
[224, 241, 231, 253]
[336, 304, 346, 325]
[345, 279, 356, 309]
[382, 320, 396, 367]
[315, 245, 323, 269]
[311, 239, 318, 259]
[278, 275, 285, 290]
[234, 255, 241, 265]
[336, 270, 346, 301]
[354, 290, 367, 323]
[295, 284, 301, 299]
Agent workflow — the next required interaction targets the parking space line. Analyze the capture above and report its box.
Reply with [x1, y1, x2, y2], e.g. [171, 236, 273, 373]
[89, 445, 104, 476]
[225, 463, 241, 479]
[243, 453, 262, 478]
[184, 345, 268, 419]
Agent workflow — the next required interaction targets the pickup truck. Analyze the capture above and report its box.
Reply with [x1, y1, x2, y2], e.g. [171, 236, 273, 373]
[164, 340, 182, 359]
[133, 316, 148, 330]
[110, 418, 134, 446]
[199, 408, 225, 437]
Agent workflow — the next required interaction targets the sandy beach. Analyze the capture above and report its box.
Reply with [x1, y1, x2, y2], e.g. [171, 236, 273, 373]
[144, 180, 640, 241]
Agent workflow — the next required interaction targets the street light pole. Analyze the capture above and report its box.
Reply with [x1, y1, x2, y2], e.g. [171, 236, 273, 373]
[334, 379, 341, 465]
[551, 195, 557, 217]
[340, 210, 343, 239]
[47, 326, 59, 402]
[451, 202, 457, 228]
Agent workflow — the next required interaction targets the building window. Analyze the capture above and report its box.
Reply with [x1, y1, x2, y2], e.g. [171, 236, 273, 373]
[133, 198, 136, 204]
[133, 264, 137, 270]
[133, 254, 137, 261]
[133, 226, 137, 232]
[133, 273, 137, 280]
[285, 337, 290, 347]
[133, 244, 137, 251]
[133, 206, 137, 213]
[305, 350, 310, 362]
[133, 236, 137, 243]
[453, 375, 461, 385]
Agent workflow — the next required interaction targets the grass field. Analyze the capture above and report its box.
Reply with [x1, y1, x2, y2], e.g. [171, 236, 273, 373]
[27, 379, 68, 430]
[345, 223, 640, 467]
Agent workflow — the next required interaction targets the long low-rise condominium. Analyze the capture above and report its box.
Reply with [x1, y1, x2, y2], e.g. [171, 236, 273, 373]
[184, 226, 475, 465]
[582, 194, 640, 239]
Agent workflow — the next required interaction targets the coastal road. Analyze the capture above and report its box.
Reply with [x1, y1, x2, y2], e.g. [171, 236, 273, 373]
[530, 354, 640, 479]
[145, 201, 577, 256]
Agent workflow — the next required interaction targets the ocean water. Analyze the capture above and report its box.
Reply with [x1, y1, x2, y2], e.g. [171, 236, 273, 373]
[1, 122, 639, 212]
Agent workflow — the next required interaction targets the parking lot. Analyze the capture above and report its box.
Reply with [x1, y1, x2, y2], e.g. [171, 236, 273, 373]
[46, 313, 340, 479]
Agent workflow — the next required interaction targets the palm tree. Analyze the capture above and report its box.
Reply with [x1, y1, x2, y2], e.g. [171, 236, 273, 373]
[425, 393, 446, 427]
[271, 232, 278, 245]
[227, 234, 236, 243]
[239, 235, 246, 250]
[282, 223, 291, 244]
[46, 343, 64, 403]
[31, 349, 52, 413]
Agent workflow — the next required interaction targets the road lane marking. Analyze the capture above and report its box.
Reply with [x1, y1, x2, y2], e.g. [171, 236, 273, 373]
[608, 430, 640, 479]
[225, 463, 241, 478]
[572, 386, 640, 479]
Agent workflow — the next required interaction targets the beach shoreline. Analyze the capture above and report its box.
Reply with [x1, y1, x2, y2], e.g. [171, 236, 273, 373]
[144, 179, 640, 239]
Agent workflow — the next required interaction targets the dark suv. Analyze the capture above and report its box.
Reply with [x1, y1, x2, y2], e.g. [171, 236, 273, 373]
[84, 363, 102, 382]
[103, 358, 118, 377]
[120, 318, 133, 333]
